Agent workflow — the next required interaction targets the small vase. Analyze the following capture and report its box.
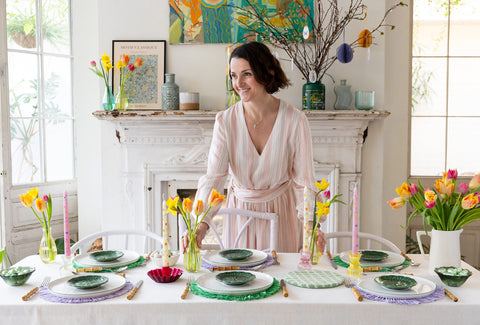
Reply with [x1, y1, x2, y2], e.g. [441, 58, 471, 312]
[102, 85, 115, 111]
[39, 227, 57, 264]
[334, 79, 352, 110]
[309, 233, 323, 265]
[302, 81, 325, 110]
[115, 85, 128, 111]
[161, 73, 179, 110]
[183, 233, 201, 272]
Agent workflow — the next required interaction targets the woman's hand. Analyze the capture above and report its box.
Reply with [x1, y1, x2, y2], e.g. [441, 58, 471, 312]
[181, 222, 209, 253]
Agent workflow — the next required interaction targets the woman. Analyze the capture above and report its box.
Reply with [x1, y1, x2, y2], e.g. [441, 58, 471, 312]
[190, 41, 325, 252]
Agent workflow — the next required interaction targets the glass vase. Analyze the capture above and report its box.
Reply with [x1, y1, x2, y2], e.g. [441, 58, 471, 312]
[102, 85, 115, 111]
[309, 233, 323, 265]
[302, 80, 325, 110]
[183, 233, 201, 272]
[39, 227, 57, 264]
[115, 85, 128, 111]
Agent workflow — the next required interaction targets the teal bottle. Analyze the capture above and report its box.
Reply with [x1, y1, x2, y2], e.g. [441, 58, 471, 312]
[302, 81, 325, 110]
[334, 79, 352, 110]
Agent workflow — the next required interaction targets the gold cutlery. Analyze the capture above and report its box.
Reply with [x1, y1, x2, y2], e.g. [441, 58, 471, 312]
[181, 275, 194, 299]
[280, 279, 288, 297]
[272, 250, 280, 265]
[444, 288, 458, 302]
[126, 280, 143, 300]
[362, 266, 381, 272]
[212, 266, 239, 271]
[326, 251, 338, 270]
[401, 252, 420, 267]
[344, 278, 363, 302]
[22, 276, 50, 301]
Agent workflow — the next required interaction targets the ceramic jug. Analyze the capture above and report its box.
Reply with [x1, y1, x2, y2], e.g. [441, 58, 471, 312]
[417, 228, 463, 274]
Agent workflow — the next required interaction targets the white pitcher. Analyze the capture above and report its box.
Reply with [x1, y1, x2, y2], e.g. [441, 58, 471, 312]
[417, 228, 463, 274]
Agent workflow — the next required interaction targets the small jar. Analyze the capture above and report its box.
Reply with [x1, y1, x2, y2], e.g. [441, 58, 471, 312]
[161, 73, 179, 110]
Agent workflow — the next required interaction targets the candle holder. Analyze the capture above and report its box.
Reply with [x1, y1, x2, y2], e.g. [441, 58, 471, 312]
[297, 249, 313, 270]
[347, 253, 363, 278]
[59, 255, 74, 276]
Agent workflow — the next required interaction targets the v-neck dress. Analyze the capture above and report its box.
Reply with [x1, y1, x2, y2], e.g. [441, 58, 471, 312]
[196, 100, 316, 252]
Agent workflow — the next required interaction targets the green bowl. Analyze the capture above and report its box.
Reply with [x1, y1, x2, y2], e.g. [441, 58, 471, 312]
[360, 250, 389, 262]
[219, 249, 253, 261]
[374, 275, 417, 290]
[215, 271, 256, 286]
[89, 250, 124, 262]
[0, 266, 35, 286]
[434, 266, 472, 287]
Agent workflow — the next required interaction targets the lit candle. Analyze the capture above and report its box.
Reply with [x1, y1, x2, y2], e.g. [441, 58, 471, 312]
[352, 185, 359, 255]
[63, 190, 71, 257]
[303, 186, 310, 251]
[162, 200, 169, 266]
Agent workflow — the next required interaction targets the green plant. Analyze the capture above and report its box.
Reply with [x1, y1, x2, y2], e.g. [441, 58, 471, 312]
[0, 247, 13, 269]
[405, 234, 429, 254]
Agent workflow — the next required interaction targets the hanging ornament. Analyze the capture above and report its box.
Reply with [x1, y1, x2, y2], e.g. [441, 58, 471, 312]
[303, 25, 310, 40]
[358, 29, 373, 48]
[291, 58, 294, 71]
[308, 70, 317, 83]
[337, 27, 353, 64]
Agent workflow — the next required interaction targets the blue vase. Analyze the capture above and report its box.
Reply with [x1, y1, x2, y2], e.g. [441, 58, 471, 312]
[302, 81, 325, 110]
[162, 73, 179, 110]
[102, 85, 115, 111]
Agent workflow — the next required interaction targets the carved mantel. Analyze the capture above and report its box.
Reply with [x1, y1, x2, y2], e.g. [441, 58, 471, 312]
[93, 109, 389, 252]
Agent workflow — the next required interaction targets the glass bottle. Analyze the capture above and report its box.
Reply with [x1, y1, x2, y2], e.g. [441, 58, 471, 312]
[334, 79, 352, 110]
[39, 227, 57, 264]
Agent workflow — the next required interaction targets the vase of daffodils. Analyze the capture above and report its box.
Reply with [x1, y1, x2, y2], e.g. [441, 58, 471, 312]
[388, 169, 480, 272]
[20, 188, 57, 263]
[309, 179, 344, 264]
[166, 189, 225, 272]
[90, 53, 115, 111]
[114, 54, 144, 111]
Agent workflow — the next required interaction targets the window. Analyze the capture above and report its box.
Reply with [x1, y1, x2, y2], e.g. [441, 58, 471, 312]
[6, 0, 74, 184]
[411, 0, 480, 176]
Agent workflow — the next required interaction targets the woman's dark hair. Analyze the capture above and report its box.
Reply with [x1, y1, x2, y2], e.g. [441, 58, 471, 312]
[229, 41, 291, 94]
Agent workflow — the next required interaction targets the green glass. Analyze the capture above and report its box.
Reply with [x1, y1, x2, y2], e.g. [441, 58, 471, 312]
[183, 233, 201, 272]
[302, 81, 325, 110]
[39, 227, 57, 264]
[115, 85, 128, 111]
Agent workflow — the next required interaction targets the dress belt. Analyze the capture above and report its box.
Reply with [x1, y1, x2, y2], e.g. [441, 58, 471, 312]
[229, 179, 292, 203]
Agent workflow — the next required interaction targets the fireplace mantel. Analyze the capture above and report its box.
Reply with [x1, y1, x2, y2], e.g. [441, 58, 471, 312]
[93, 109, 389, 252]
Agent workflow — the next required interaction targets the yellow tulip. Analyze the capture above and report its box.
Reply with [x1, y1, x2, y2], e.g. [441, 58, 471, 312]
[194, 200, 204, 216]
[208, 189, 225, 207]
[183, 197, 193, 214]
[19, 193, 35, 208]
[35, 197, 46, 212]
[462, 193, 478, 210]
[424, 188, 437, 203]
[396, 183, 411, 198]
[387, 197, 405, 209]
[469, 174, 480, 190]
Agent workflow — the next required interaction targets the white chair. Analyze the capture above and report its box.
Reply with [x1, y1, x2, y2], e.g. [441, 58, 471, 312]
[71, 229, 164, 255]
[325, 231, 401, 254]
[205, 208, 279, 252]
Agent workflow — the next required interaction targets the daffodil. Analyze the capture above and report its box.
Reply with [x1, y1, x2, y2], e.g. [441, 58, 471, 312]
[90, 52, 113, 88]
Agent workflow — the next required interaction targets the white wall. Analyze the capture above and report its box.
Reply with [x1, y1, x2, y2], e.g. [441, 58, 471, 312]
[73, 0, 410, 249]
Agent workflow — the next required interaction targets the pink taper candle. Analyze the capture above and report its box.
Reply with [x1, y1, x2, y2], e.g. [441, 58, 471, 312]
[303, 186, 310, 251]
[63, 190, 71, 257]
[352, 185, 359, 255]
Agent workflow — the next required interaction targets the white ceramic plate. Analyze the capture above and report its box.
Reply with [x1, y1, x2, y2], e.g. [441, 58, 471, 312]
[47, 274, 127, 298]
[196, 271, 273, 296]
[339, 250, 405, 268]
[73, 250, 140, 268]
[203, 249, 268, 267]
[357, 275, 437, 299]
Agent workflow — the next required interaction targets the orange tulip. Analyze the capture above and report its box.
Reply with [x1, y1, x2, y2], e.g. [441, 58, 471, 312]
[387, 197, 405, 209]
[183, 197, 193, 214]
[194, 200, 204, 216]
[35, 197, 47, 212]
[462, 193, 478, 210]
[134, 58, 144, 68]
[208, 189, 225, 207]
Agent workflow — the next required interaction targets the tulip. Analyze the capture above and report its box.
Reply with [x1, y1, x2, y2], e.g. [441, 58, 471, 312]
[90, 60, 96, 67]
[469, 174, 480, 190]
[19, 193, 35, 208]
[396, 183, 411, 198]
[194, 200, 204, 216]
[208, 189, 225, 207]
[121, 54, 130, 65]
[315, 179, 329, 191]
[166, 196, 179, 215]
[424, 188, 437, 203]
[182, 197, 193, 214]
[462, 193, 478, 210]
[424, 200, 436, 209]
[409, 183, 418, 195]
[127, 64, 135, 72]
[42, 195, 49, 202]
[387, 197, 405, 209]
[35, 198, 47, 212]
[134, 58, 144, 68]
[323, 190, 331, 200]
[447, 169, 458, 180]
[458, 183, 469, 195]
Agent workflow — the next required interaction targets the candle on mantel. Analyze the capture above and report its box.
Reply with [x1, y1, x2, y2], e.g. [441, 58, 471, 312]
[303, 186, 310, 251]
[63, 190, 71, 258]
[352, 185, 359, 255]
[162, 200, 169, 267]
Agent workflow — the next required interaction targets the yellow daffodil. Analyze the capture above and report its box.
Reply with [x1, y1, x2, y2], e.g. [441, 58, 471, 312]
[315, 179, 329, 191]
[166, 196, 179, 215]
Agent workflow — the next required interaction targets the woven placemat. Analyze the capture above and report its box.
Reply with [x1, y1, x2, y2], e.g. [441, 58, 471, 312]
[285, 270, 344, 289]
[333, 256, 410, 271]
[190, 278, 281, 301]
[73, 256, 145, 272]
[354, 284, 445, 305]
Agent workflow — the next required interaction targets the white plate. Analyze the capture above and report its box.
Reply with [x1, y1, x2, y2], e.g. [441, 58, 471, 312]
[73, 250, 140, 268]
[203, 249, 268, 267]
[48, 274, 127, 298]
[196, 271, 273, 296]
[339, 250, 405, 268]
[357, 275, 437, 299]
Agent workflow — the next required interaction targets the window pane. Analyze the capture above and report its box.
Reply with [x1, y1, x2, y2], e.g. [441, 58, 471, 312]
[45, 119, 74, 181]
[411, 58, 446, 116]
[6, 0, 37, 51]
[448, 58, 480, 116]
[8, 52, 39, 118]
[411, 117, 446, 176]
[42, 0, 70, 54]
[44, 56, 72, 117]
[450, 0, 480, 56]
[10, 118, 42, 184]
[412, 1, 448, 56]
[447, 117, 480, 174]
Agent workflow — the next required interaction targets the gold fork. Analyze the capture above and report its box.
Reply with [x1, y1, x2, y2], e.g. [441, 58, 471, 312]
[181, 275, 194, 299]
[22, 276, 50, 301]
[344, 278, 363, 302]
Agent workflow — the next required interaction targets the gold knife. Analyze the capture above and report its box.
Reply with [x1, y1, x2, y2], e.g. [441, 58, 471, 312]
[126, 280, 143, 300]
[272, 250, 280, 265]
[326, 251, 338, 269]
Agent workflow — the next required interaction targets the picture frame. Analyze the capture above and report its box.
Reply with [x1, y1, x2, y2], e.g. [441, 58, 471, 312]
[112, 40, 166, 109]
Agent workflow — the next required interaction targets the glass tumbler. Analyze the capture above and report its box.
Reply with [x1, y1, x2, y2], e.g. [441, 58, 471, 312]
[355, 91, 375, 110]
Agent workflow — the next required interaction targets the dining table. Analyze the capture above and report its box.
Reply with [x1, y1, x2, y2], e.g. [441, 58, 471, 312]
[1, 252, 479, 325]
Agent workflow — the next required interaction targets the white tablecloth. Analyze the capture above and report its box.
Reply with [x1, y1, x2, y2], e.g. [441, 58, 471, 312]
[1, 253, 479, 325]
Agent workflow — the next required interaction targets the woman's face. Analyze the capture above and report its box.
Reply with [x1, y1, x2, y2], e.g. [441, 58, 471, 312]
[230, 57, 267, 103]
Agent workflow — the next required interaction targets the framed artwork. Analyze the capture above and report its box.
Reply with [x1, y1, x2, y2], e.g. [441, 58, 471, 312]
[112, 40, 166, 109]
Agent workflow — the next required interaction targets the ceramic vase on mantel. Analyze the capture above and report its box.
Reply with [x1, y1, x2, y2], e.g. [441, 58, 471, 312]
[161, 73, 179, 110]
[417, 228, 463, 274]
[302, 81, 325, 110]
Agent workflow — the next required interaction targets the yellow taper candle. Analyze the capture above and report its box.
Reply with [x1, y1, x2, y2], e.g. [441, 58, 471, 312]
[303, 186, 310, 250]
[162, 200, 169, 266]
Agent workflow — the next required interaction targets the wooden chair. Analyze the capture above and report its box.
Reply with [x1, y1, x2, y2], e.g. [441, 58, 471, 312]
[325, 231, 401, 254]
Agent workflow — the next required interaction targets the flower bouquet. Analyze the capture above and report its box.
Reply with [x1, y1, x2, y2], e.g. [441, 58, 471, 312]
[19, 188, 58, 263]
[166, 189, 225, 272]
[114, 54, 144, 110]
[309, 179, 344, 264]
[388, 169, 480, 231]
[89, 53, 115, 111]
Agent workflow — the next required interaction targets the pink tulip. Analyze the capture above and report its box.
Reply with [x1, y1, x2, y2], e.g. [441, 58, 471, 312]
[425, 200, 436, 209]
[90, 60, 96, 67]
[462, 193, 478, 209]
[409, 183, 418, 195]
[458, 183, 469, 195]
[447, 169, 458, 180]
[469, 174, 480, 190]
[127, 64, 135, 71]
[387, 197, 405, 209]
[42, 195, 49, 202]
[323, 190, 331, 200]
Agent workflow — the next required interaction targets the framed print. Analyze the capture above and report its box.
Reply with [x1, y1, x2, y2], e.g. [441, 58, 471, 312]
[112, 40, 166, 109]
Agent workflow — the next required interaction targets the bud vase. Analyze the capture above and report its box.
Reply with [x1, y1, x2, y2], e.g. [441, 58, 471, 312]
[102, 85, 115, 111]
[309, 233, 323, 265]
[183, 233, 201, 272]
[115, 85, 128, 111]
[334, 79, 352, 110]
[39, 227, 57, 264]
[161, 73, 179, 110]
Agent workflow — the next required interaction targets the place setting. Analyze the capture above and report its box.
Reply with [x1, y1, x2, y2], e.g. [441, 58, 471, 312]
[72, 249, 149, 273]
[201, 248, 275, 271]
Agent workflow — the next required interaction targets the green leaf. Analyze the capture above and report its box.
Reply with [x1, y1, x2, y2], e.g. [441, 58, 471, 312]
[54, 237, 76, 255]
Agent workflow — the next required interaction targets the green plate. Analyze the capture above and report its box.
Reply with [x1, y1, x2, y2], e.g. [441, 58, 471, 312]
[215, 271, 256, 286]
[218, 249, 253, 261]
[360, 250, 389, 262]
[67, 275, 109, 289]
[89, 250, 124, 262]
[374, 275, 417, 290]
